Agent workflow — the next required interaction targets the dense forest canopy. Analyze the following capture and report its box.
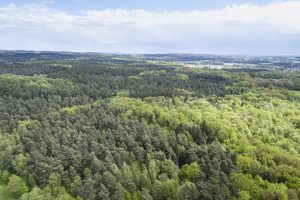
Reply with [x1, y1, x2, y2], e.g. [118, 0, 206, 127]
[0, 51, 299, 200]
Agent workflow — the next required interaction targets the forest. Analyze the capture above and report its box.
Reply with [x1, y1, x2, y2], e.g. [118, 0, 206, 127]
[0, 51, 299, 200]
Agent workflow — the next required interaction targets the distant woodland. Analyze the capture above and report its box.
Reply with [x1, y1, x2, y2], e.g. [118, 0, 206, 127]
[0, 52, 299, 200]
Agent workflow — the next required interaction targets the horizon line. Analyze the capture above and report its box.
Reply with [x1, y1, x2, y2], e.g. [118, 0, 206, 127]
[0, 49, 298, 57]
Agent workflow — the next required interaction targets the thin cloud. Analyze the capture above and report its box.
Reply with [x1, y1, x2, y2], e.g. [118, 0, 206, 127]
[0, 1, 299, 54]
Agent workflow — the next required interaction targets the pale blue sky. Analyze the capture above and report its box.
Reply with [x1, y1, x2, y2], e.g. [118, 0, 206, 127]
[0, 0, 299, 55]
[0, 0, 278, 12]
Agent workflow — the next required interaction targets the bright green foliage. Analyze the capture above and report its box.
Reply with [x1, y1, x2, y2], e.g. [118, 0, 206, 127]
[175, 74, 189, 80]
[7, 175, 28, 198]
[235, 191, 251, 200]
[60, 105, 88, 115]
[138, 70, 166, 77]
[179, 162, 202, 183]
[20, 187, 44, 200]
[12, 154, 28, 177]
[18, 119, 38, 130]
[0, 171, 10, 184]
[44, 173, 66, 197]
[0, 74, 74, 98]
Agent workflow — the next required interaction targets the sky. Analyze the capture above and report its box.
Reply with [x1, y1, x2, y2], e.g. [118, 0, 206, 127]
[0, 0, 278, 12]
[0, 0, 299, 55]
